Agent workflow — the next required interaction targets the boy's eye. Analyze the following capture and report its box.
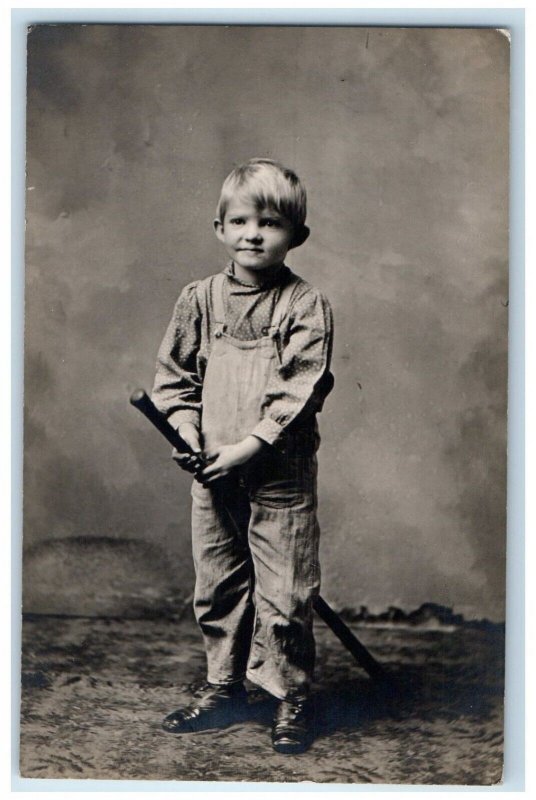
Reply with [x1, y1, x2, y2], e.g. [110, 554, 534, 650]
[230, 218, 245, 225]
[262, 218, 281, 228]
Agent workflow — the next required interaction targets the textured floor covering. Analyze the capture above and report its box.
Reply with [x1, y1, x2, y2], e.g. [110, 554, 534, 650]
[19, 614, 504, 785]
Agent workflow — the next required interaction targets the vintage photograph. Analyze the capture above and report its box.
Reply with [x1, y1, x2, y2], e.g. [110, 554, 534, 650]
[20, 24, 508, 783]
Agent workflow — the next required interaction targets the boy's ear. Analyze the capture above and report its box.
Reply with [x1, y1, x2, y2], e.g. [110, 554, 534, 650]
[290, 224, 310, 249]
[213, 218, 225, 242]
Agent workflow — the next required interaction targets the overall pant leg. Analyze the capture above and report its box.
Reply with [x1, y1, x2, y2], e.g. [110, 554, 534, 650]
[245, 454, 321, 700]
[191, 475, 255, 685]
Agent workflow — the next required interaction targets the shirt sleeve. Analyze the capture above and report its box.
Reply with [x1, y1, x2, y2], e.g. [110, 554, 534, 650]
[251, 288, 334, 446]
[151, 282, 203, 431]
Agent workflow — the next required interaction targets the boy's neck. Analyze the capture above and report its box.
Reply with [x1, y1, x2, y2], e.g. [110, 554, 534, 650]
[231, 261, 284, 286]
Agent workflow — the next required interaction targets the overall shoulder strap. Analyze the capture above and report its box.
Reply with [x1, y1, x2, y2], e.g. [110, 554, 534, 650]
[271, 273, 301, 330]
[211, 272, 227, 324]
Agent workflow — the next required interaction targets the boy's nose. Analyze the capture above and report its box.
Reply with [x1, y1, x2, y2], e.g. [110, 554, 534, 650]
[244, 224, 262, 242]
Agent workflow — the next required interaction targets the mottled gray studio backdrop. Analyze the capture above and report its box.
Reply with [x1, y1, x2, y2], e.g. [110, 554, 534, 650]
[23, 25, 509, 622]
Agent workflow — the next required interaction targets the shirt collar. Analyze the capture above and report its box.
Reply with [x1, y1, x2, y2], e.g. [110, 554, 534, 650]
[223, 261, 289, 289]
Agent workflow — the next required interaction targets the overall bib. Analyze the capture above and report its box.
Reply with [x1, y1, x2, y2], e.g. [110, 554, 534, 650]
[191, 271, 321, 700]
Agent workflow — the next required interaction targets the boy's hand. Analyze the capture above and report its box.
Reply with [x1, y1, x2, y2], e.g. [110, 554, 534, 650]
[173, 422, 204, 474]
[200, 436, 264, 483]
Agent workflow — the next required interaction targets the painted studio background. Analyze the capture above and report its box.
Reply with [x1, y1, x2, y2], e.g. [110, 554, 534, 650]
[23, 25, 509, 622]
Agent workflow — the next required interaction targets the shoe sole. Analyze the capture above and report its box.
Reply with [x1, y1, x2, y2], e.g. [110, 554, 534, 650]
[271, 737, 313, 755]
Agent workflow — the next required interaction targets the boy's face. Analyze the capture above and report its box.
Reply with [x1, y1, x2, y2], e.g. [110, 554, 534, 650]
[214, 199, 294, 273]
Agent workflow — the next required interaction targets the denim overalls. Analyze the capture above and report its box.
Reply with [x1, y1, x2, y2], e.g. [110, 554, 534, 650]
[191, 271, 321, 700]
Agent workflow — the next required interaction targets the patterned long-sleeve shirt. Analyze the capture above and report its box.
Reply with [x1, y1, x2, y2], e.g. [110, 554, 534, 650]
[152, 262, 334, 447]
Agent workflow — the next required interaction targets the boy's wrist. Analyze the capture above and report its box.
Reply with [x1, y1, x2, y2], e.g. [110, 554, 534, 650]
[235, 435, 264, 464]
[178, 421, 198, 435]
[168, 408, 201, 432]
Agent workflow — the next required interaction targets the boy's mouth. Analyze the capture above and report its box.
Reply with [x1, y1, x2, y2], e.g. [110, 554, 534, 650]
[238, 248, 263, 253]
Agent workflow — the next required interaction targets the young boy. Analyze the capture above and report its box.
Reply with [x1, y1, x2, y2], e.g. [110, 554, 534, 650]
[152, 158, 334, 754]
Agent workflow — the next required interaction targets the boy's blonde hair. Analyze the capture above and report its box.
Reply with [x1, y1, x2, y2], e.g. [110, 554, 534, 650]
[216, 158, 307, 240]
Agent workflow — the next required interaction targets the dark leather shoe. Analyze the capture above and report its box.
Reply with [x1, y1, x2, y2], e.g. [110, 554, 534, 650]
[271, 697, 315, 754]
[162, 681, 248, 734]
